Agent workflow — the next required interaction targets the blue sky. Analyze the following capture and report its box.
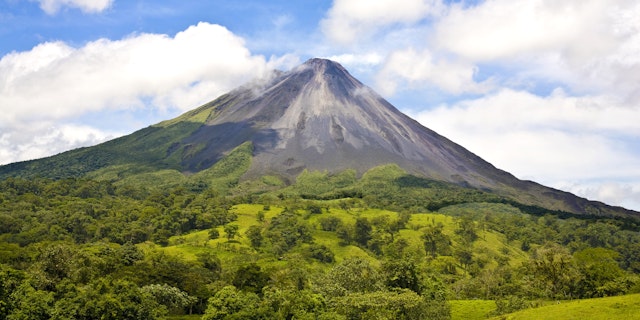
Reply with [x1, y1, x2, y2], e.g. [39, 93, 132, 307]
[1, 0, 640, 211]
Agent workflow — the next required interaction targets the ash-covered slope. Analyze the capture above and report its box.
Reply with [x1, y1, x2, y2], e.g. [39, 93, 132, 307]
[183, 59, 505, 185]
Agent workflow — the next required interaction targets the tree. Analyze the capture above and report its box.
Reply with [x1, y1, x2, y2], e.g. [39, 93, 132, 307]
[261, 287, 326, 319]
[208, 228, 220, 240]
[422, 223, 452, 258]
[5, 283, 54, 320]
[527, 243, 582, 299]
[32, 243, 78, 290]
[305, 244, 335, 263]
[354, 218, 372, 247]
[306, 203, 322, 214]
[47, 278, 164, 320]
[336, 223, 353, 246]
[382, 259, 422, 293]
[574, 247, 626, 297]
[224, 224, 239, 241]
[318, 216, 342, 231]
[120, 242, 144, 266]
[333, 289, 439, 320]
[454, 246, 474, 271]
[202, 286, 262, 320]
[0, 264, 24, 319]
[316, 257, 383, 297]
[265, 212, 313, 254]
[455, 216, 478, 243]
[491, 295, 530, 316]
[245, 225, 263, 249]
[141, 284, 197, 315]
[196, 252, 222, 276]
[371, 215, 401, 243]
[232, 263, 269, 295]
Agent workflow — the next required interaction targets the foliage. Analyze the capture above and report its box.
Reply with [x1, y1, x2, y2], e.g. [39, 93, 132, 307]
[332, 289, 439, 320]
[264, 211, 313, 255]
[202, 286, 262, 320]
[232, 263, 270, 295]
[141, 283, 197, 314]
[305, 244, 335, 263]
[0, 166, 639, 318]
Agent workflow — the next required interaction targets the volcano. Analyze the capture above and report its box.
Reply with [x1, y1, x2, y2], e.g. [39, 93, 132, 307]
[180, 58, 505, 185]
[1, 58, 636, 218]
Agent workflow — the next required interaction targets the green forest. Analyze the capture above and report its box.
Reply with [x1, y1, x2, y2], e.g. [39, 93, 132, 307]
[1, 163, 640, 319]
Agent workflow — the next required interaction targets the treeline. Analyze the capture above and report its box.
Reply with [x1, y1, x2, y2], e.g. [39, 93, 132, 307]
[0, 177, 237, 246]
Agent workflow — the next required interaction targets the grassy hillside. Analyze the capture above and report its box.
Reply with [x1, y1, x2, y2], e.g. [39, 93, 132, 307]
[154, 203, 528, 270]
[491, 294, 640, 320]
[450, 300, 497, 320]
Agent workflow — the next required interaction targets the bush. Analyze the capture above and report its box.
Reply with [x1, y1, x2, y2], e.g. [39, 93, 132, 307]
[306, 244, 335, 263]
[319, 216, 342, 231]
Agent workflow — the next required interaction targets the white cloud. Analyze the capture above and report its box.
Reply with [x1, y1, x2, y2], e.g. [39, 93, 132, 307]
[0, 122, 119, 164]
[560, 182, 640, 212]
[434, 0, 612, 61]
[321, 0, 443, 45]
[320, 0, 640, 101]
[410, 89, 640, 210]
[433, 0, 640, 98]
[375, 48, 493, 95]
[36, 0, 114, 14]
[0, 22, 276, 164]
[327, 53, 383, 67]
[0, 22, 269, 123]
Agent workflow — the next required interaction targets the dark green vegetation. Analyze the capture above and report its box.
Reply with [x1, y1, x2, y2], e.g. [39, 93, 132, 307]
[1, 161, 640, 319]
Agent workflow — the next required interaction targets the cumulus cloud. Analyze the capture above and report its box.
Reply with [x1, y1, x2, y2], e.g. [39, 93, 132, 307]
[434, 0, 612, 61]
[321, 0, 640, 100]
[0, 22, 268, 123]
[0, 22, 274, 164]
[0, 122, 120, 164]
[560, 182, 640, 213]
[321, 0, 443, 45]
[434, 0, 640, 98]
[36, 0, 114, 14]
[375, 48, 493, 95]
[410, 89, 640, 209]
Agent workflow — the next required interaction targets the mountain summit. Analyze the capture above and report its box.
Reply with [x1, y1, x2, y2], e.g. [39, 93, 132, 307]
[1, 58, 636, 218]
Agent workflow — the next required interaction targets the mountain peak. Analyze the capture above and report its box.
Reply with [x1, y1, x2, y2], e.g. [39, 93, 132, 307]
[301, 58, 347, 73]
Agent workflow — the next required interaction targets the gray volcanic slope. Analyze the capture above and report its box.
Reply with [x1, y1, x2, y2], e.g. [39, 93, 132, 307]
[186, 58, 503, 185]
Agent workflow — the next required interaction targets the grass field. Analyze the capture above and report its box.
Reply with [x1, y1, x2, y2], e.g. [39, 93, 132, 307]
[450, 300, 497, 320]
[491, 294, 640, 320]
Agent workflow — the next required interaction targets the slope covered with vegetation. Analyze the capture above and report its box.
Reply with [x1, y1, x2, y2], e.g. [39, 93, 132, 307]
[491, 294, 640, 320]
[1, 153, 640, 319]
